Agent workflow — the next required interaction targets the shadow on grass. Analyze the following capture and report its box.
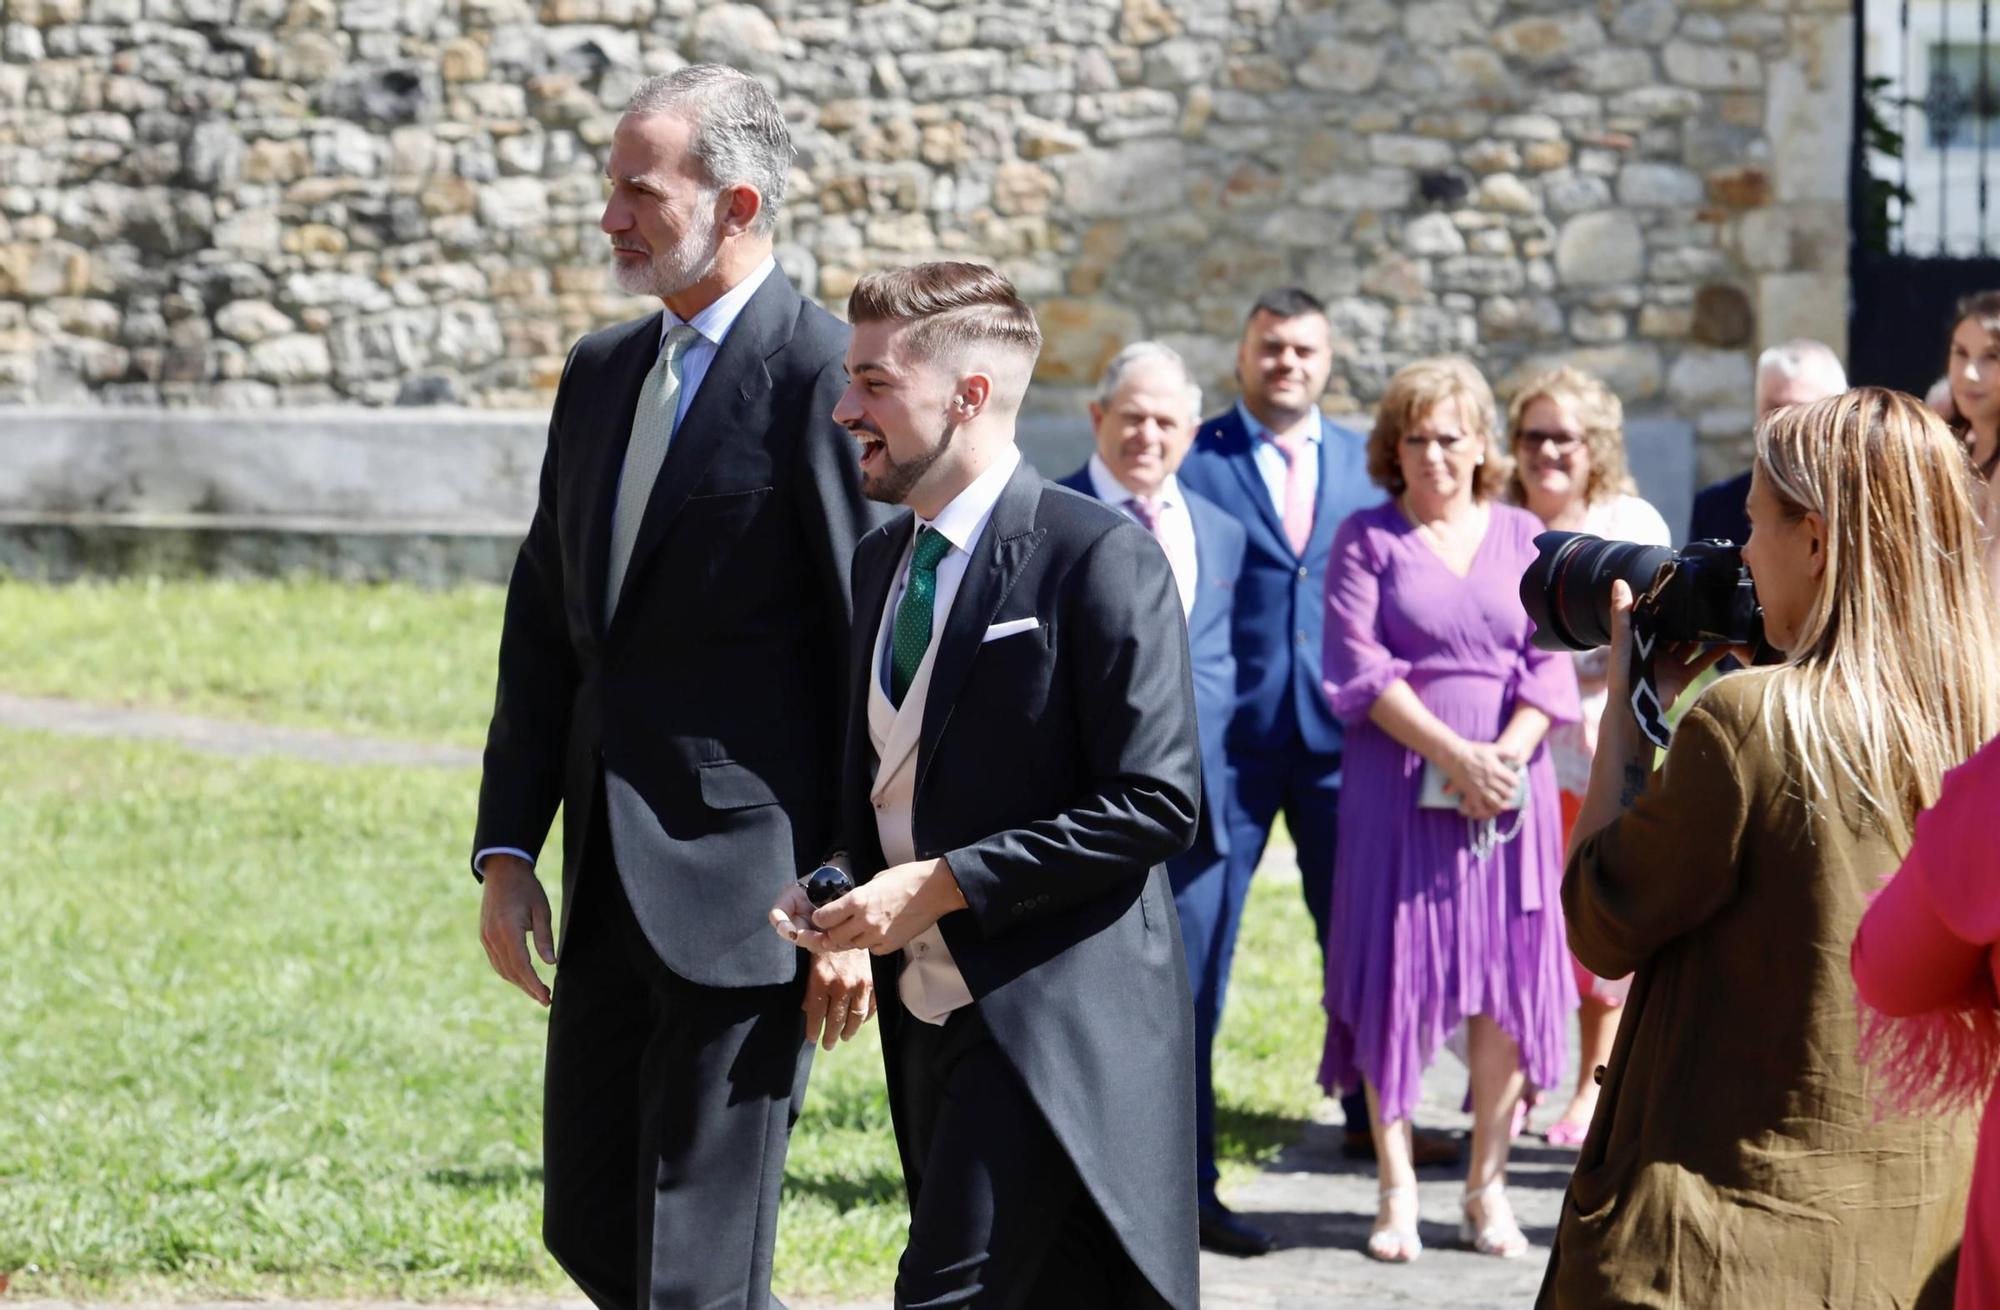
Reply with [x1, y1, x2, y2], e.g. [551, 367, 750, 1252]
[1215, 1103, 1314, 1170]
[425, 1164, 545, 1188]
[783, 1167, 906, 1212]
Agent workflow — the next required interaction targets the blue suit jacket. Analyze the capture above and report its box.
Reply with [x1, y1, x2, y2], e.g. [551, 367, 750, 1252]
[1058, 465, 1244, 865]
[1688, 469, 1751, 546]
[1176, 407, 1384, 759]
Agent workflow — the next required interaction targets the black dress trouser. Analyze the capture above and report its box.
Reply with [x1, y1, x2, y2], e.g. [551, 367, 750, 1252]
[541, 788, 811, 1310]
[889, 1005, 1169, 1309]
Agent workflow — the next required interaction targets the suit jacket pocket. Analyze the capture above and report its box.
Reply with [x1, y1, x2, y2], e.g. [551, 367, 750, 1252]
[697, 759, 782, 810]
[672, 487, 774, 601]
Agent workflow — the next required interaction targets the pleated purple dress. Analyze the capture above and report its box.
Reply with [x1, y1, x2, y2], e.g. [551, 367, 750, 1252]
[1318, 500, 1580, 1121]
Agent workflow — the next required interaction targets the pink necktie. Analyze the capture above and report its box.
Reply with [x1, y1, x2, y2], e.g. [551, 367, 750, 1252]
[1125, 496, 1161, 537]
[1266, 429, 1315, 556]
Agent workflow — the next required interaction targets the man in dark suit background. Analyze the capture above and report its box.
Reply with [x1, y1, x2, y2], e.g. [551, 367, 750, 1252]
[1687, 338, 1846, 545]
[770, 263, 1203, 1307]
[1054, 342, 1269, 1256]
[1177, 288, 1461, 1167]
[470, 66, 878, 1310]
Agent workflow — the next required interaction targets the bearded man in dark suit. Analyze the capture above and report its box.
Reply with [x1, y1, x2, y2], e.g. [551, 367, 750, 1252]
[771, 263, 1203, 1307]
[470, 65, 878, 1310]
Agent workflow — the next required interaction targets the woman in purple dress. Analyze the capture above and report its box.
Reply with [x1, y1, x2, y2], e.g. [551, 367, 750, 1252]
[1319, 357, 1579, 1264]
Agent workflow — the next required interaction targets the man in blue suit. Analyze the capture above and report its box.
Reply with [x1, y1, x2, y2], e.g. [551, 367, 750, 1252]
[1178, 288, 1461, 1169]
[1057, 341, 1267, 1255]
[1687, 338, 1846, 546]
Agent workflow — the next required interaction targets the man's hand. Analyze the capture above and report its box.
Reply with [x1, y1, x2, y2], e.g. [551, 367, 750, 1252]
[811, 857, 967, 955]
[479, 855, 556, 1007]
[770, 879, 836, 953]
[801, 949, 876, 1050]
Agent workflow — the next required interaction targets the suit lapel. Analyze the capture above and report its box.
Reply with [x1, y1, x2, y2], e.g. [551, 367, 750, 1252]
[915, 459, 1046, 798]
[582, 313, 668, 638]
[1304, 413, 1347, 562]
[607, 272, 799, 638]
[1186, 494, 1225, 632]
[1218, 410, 1291, 557]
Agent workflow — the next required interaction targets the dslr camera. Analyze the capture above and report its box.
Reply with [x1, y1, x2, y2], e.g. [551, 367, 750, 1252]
[1518, 532, 1771, 656]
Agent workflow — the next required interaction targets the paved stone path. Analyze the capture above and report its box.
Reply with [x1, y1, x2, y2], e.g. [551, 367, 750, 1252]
[1195, 1083, 1569, 1307]
[1, 696, 1577, 1305]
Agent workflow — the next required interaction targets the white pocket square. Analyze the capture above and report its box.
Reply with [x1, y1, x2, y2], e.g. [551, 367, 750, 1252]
[981, 617, 1041, 643]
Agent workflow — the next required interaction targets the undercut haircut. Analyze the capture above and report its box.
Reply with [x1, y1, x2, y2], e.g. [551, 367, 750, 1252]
[847, 262, 1044, 371]
[1246, 286, 1327, 325]
[624, 65, 791, 236]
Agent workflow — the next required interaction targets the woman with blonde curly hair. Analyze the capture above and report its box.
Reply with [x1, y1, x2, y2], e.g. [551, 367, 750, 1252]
[1541, 388, 1994, 1308]
[1504, 366, 1672, 1147]
[1321, 356, 1579, 1263]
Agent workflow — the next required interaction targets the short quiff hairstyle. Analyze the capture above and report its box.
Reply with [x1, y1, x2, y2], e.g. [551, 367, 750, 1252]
[1504, 365, 1634, 507]
[1367, 356, 1510, 501]
[624, 65, 791, 236]
[847, 261, 1043, 367]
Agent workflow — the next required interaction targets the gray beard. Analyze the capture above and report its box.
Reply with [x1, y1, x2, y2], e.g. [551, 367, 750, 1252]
[611, 215, 722, 301]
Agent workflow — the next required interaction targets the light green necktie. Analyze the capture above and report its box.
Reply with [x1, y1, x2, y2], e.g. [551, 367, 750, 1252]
[604, 324, 701, 621]
[889, 527, 953, 708]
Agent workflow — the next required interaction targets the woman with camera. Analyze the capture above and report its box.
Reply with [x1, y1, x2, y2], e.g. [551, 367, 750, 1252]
[1504, 365, 1671, 1148]
[1321, 357, 1579, 1263]
[1538, 388, 1994, 1309]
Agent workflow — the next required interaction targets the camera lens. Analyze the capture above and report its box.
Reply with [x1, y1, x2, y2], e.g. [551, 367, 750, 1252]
[1519, 532, 1678, 652]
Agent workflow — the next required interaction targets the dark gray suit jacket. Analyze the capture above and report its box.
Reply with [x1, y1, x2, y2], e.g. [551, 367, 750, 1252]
[840, 459, 1203, 1309]
[473, 270, 875, 988]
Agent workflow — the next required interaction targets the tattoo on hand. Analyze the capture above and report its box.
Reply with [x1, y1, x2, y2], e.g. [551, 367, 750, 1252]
[1618, 760, 1647, 809]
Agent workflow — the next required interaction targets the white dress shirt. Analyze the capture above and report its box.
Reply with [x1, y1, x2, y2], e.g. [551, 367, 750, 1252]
[876, 446, 1023, 691]
[655, 254, 778, 432]
[1086, 453, 1198, 617]
[1236, 399, 1322, 522]
[873, 445, 1022, 1024]
[474, 255, 780, 879]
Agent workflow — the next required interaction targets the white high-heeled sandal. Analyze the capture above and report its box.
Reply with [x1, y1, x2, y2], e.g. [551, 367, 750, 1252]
[1459, 1179, 1528, 1258]
[1366, 1183, 1422, 1263]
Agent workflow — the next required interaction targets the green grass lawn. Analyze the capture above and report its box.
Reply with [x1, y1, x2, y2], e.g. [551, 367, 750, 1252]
[0, 575, 1328, 1300]
[0, 578, 505, 745]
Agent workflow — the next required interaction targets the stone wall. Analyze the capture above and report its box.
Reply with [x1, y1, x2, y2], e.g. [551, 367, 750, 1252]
[0, 0, 1852, 483]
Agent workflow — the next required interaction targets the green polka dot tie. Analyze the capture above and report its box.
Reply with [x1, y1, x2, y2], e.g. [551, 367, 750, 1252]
[890, 526, 952, 709]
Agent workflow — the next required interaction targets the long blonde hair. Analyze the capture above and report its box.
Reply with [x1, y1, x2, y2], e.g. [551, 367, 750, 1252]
[1754, 387, 2000, 843]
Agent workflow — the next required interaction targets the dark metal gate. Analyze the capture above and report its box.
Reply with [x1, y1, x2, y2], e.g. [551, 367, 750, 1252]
[1850, 0, 2000, 394]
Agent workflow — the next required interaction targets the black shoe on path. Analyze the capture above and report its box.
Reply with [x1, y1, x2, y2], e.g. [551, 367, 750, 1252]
[1198, 1199, 1277, 1257]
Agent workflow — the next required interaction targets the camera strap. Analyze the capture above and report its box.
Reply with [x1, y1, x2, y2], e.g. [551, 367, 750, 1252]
[1626, 565, 1677, 752]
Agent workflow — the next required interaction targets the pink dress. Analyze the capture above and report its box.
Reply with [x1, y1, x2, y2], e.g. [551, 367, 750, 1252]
[1852, 735, 2000, 1310]
[1319, 501, 1580, 1120]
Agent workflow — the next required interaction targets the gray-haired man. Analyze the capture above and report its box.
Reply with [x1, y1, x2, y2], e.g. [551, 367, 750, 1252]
[1055, 344, 1270, 1254]
[469, 65, 877, 1308]
[1688, 338, 1848, 545]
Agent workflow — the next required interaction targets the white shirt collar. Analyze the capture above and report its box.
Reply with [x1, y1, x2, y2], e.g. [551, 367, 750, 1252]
[1236, 398, 1323, 446]
[660, 254, 778, 349]
[1086, 451, 1184, 511]
[917, 446, 1023, 555]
